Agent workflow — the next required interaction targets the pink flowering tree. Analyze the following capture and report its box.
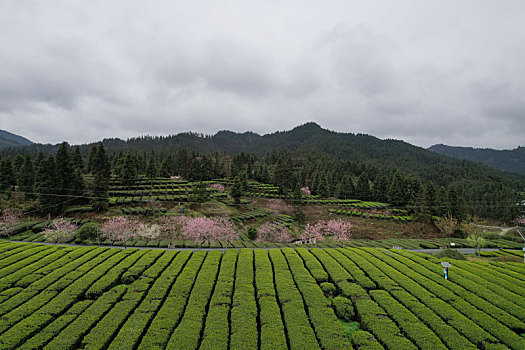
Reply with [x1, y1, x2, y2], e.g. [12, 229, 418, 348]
[101, 216, 140, 244]
[267, 199, 293, 215]
[208, 183, 225, 192]
[256, 223, 292, 243]
[301, 223, 325, 245]
[181, 217, 237, 247]
[0, 208, 22, 237]
[43, 218, 78, 243]
[300, 187, 311, 197]
[158, 215, 188, 238]
[324, 219, 353, 247]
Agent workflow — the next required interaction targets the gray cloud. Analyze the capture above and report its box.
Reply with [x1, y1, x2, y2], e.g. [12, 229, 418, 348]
[0, 0, 524, 149]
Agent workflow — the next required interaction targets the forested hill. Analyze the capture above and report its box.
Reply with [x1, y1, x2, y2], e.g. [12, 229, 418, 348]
[98, 122, 525, 186]
[0, 130, 32, 149]
[428, 144, 525, 176]
[4, 122, 525, 188]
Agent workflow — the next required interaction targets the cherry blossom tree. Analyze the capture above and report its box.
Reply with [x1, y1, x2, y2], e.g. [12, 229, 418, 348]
[101, 216, 140, 244]
[181, 217, 237, 247]
[256, 223, 292, 243]
[208, 183, 225, 192]
[301, 223, 325, 244]
[267, 199, 293, 215]
[43, 218, 78, 243]
[0, 208, 22, 236]
[324, 219, 353, 247]
[300, 187, 311, 197]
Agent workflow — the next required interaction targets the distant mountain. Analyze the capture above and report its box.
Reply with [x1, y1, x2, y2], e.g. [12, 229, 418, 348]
[4, 122, 525, 188]
[428, 144, 525, 176]
[0, 130, 33, 149]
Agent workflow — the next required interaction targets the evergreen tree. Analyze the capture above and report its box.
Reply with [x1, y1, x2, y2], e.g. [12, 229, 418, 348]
[372, 173, 389, 202]
[336, 175, 355, 199]
[413, 188, 433, 224]
[87, 145, 97, 173]
[18, 155, 35, 196]
[119, 154, 138, 186]
[436, 186, 448, 216]
[146, 157, 157, 179]
[356, 171, 371, 201]
[387, 170, 406, 206]
[91, 143, 111, 212]
[191, 181, 209, 203]
[424, 182, 438, 216]
[273, 151, 294, 196]
[0, 159, 15, 193]
[35, 155, 58, 214]
[230, 175, 243, 204]
[73, 146, 84, 172]
[55, 143, 74, 192]
[447, 187, 464, 221]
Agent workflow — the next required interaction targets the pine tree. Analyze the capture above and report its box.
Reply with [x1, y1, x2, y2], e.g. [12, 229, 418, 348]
[87, 145, 97, 173]
[35, 155, 58, 214]
[373, 173, 389, 202]
[18, 155, 35, 196]
[73, 146, 84, 172]
[230, 175, 243, 204]
[0, 159, 15, 193]
[436, 186, 448, 216]
[356, 172, 371, 201]
[387, 171, 406, 206]
[91, 143, 111, 212]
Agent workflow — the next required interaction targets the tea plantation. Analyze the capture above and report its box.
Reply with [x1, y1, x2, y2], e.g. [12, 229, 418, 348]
[0, 241, 524, 349]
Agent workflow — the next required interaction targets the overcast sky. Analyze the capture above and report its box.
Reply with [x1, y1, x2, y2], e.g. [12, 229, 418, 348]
[1, 1, 524, 149]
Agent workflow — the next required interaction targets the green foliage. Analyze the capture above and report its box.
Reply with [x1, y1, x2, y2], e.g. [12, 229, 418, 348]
[76, 222, 101, 241]
[434, 248, 466, 260]
[320, 282, 336, 296]
[246, 227, 257, 240]
[333, 296, 354, 321]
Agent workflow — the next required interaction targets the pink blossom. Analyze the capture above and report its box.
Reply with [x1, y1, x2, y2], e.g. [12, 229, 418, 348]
[324, 219, 353, 245]
[267, 199, 293, 215]
[0, 208, 22, 236]
[208, 183, 225, 192]
[301, 223, 325, 244]
[181, 217, 237, 245]
[101, 216, 140, 242]
[300, 187, 311, 196]
[43, 218, 78, 243]
[256, 222, 292, 243]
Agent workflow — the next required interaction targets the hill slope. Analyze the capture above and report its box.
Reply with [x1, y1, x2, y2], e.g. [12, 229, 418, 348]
[0, 130, 33, 149]
[428, 144, 525, 176]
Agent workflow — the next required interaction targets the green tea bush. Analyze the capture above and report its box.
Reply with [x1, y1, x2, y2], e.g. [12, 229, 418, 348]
[433, 248, 466, 260]
[76, 222, 101, 241]
[333, 296, 354, 321]
[320, 282, 336, 296]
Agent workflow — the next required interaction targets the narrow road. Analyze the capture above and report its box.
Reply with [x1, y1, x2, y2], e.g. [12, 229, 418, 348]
[3, 239, 520, 255]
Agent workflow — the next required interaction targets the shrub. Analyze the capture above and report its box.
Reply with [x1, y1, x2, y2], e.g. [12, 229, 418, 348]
[434, 248, 466, 260]
[320, 282, 336, 296]
[246, 227, 257, 240]
[333, 296, 354, 321]
[76, 222, 101, 241]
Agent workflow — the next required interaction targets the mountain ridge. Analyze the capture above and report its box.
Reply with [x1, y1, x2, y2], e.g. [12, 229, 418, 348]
[428, 143, 525, 176]
[0, 130, 33, 149]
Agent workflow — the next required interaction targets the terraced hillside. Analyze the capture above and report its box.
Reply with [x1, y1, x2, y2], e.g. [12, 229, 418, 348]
[0, 241, 524, 349]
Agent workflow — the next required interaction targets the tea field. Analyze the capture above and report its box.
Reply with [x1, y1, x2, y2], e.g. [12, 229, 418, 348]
[0, 241, 524, 349]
